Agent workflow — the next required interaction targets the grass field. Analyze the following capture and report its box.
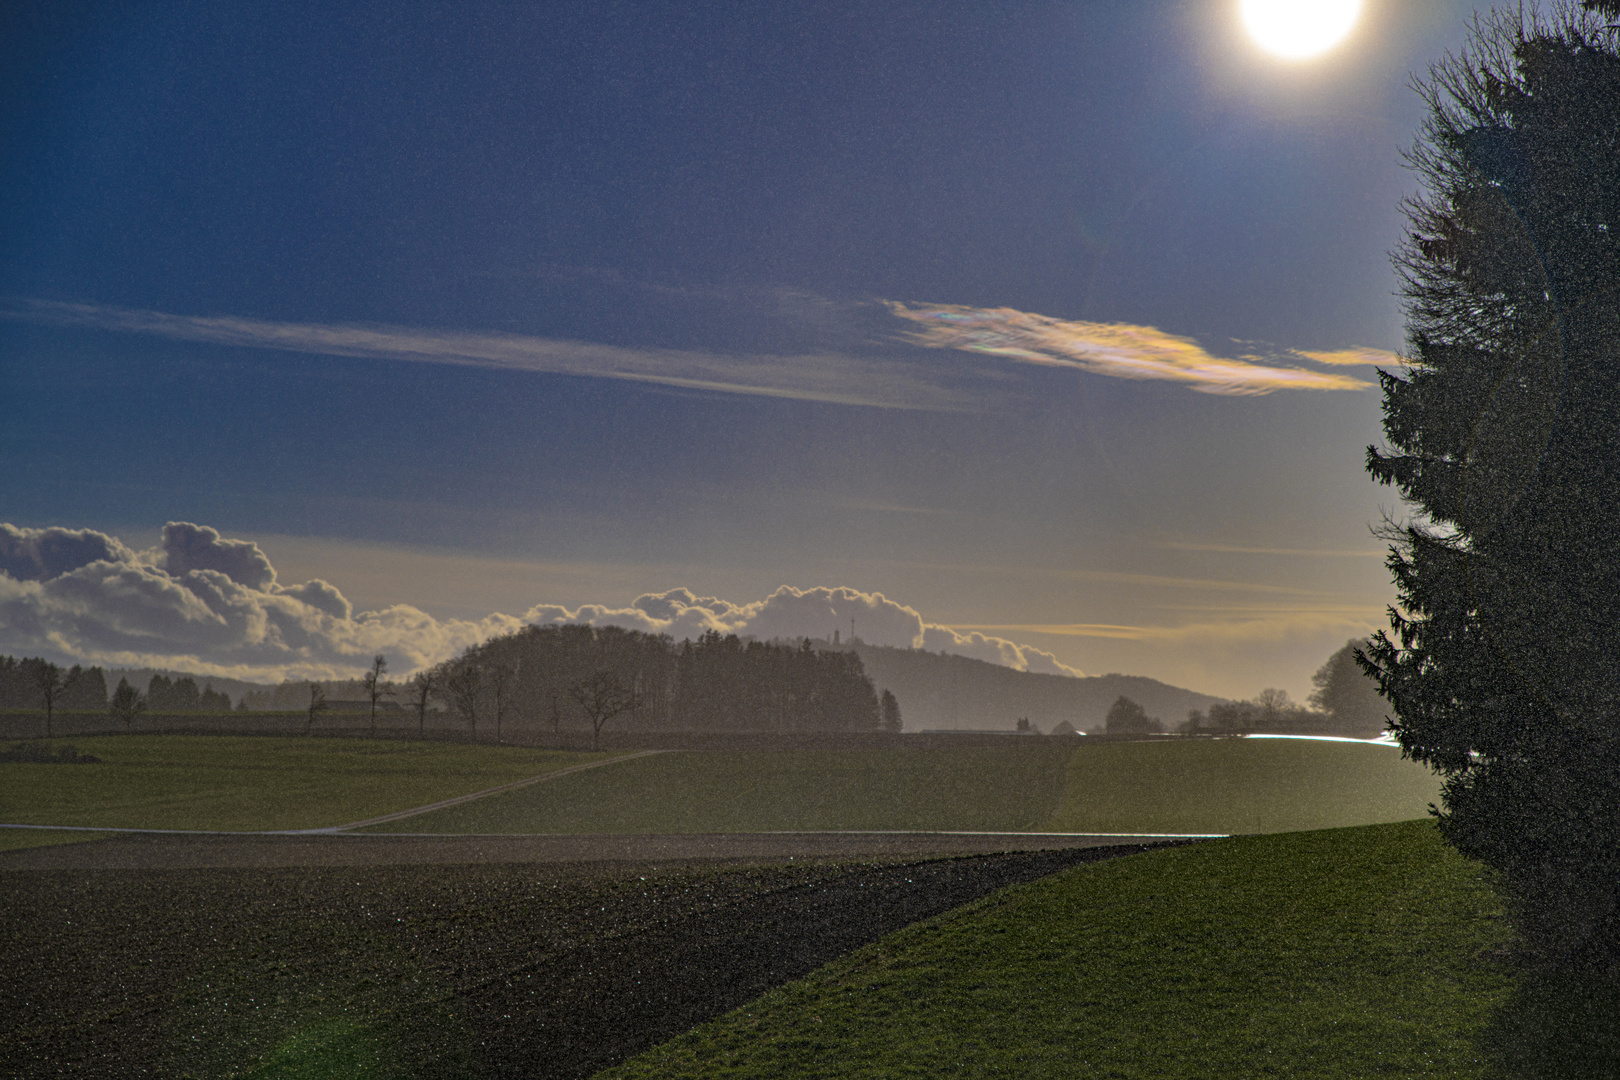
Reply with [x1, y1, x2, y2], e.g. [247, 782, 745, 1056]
[0, 828, 110, 853]
[1047, 737, 1443, 834]
[374, 738, 1439, 836]
[0, 736, 616, 831]
[601, 820, 1517, 1079]
[372, 747, 1077, 834]
[0, 734, 1442, 838]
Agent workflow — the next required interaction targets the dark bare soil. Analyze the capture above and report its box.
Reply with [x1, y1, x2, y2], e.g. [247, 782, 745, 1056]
[0, 843, 1162, 1079]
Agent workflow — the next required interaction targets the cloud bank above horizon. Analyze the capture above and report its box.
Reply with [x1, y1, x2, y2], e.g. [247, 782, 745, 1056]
[886, 301, 1386, 395]
[0, 522, 1083, 683]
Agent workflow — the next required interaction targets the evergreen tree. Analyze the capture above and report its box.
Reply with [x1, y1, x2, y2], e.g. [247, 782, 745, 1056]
[147, 674, 174, 711]
[880, 689, 902, 732]
[109, 677, 145, 727]
[1364, 5, 1620, 965]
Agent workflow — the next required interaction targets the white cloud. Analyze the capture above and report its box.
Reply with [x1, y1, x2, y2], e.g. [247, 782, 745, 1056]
[529, 584, 1084, 677]
[0, 523, 1084, 681]
[3, 299, 967, 412]
[886, 301, 1376, 395]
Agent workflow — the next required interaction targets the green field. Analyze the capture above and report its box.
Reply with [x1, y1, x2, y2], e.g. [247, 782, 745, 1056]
[0, 736, 615, 831]
[372, 738, 1439, 836]
[371, 747, 1076, 834]
[0, 828, 110, 853]
[1048, 737, 1443, 834]
[600, 821, 1517, 1079]
[0, 735, 1442, 838]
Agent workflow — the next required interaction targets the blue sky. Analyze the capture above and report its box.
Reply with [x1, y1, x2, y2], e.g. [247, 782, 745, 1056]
[0, 1, 1497, 699]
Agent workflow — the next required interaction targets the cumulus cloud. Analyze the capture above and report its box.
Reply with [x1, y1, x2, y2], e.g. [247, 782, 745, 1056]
[0, 524, 135, 582]
[0, 523, 1085, 682]
[526, 584, 1085, 677]
[886, 301, 1375, 395]
[3, 299, 965, 412]
[0, 522, 519, 681]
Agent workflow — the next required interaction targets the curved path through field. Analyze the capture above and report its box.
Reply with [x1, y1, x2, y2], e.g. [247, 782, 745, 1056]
[0, 828, 1220, 871]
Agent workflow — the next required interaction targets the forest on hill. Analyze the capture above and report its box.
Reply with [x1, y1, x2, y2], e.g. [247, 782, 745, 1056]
[848, 643, 1226, 734]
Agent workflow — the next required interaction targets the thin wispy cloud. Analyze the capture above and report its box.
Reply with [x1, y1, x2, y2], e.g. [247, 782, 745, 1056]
[952, 605, 1384, 644]
[885, 301, 1376, 395]
[1295, 347, 1403, 367]
[3, 299, 968, 412]
[1153, 540, 1385, 557]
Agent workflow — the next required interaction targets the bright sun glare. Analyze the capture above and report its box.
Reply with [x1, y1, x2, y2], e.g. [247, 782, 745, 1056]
[1239, 0, 1363, 61]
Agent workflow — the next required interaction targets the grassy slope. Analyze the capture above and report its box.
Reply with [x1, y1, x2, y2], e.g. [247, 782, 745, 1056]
[0, 736, 612, 831]
[375, 739, 1438, 837]
[601, 821, 1513, 1080]
[0, 829, 110, 852]
[375, 748, 1076, 834]
[1046, 738, 1443, 834]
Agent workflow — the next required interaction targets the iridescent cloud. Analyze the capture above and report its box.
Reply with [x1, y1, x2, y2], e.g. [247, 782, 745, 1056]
[1295, 347, 1403, 367]
[886, 301, 1376, 395]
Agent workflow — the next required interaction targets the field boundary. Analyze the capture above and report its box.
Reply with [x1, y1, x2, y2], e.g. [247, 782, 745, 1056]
[0, 749, 672, 836]
[322, 748, 672, 831]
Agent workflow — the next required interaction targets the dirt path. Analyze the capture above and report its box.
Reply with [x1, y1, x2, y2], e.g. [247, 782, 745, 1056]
[319, 748, 672, 831]
[0, 829, 1208, 871]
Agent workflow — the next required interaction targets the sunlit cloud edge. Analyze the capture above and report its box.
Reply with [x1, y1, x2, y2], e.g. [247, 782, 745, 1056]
[885, 300, 1378, 395]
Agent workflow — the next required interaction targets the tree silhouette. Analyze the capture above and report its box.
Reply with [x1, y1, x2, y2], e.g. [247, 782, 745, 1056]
[1363, 6, 1620, 965]
[880, 688, 902, 732]
[570, 670, 640, 751]
[1104, 695, 1162, 735]
[408, 670, 437, 736]
[487, 662, 516, 743]
[34, 661, 63, 738]
[306, 683, 326, 736]
[362, 654, 392, 735]
[1309, 640, 1387, 736]
[109, 677, 145, 728]
[445, 664, 483, 740]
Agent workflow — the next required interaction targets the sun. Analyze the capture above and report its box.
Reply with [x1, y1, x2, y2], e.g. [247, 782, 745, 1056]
[1239, 0, 1363, 61]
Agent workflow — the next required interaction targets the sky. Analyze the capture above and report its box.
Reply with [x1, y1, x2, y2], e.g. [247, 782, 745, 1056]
[0, 0, 1504, 701]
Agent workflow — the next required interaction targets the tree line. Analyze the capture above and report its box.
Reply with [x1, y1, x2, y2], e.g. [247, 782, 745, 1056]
[0, 655, 234, 737]
[409, 625, 892, 747]
[231, 627, 900, 746]
[1100, 639, 1389, 737]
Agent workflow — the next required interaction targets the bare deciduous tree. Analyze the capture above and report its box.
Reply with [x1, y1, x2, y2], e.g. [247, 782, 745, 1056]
[34, 661, 63, 739]
[487, 662, 516, 743]
[362, 654, 392, 735]
[307, 682, 327, 736]
[408, 670, 438, 737]
[569, 670, 640, 751]
[445, 665, 483, 740]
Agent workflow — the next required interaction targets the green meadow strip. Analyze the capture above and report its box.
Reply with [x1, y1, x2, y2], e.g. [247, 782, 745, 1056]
[376, 747, 1076, 834]
[598, 821, 1512, 1080]
[0, 736, 614, 832]
[0, 828, 111, 853]
[1044, 738, 1442, 835]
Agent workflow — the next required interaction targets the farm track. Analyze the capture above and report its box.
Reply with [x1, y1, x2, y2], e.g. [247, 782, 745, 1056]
[0, 828, 1196, 871]
[0, 838, 1184, 1078]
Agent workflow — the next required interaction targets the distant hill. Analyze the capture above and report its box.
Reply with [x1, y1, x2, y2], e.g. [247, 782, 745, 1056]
[846, 644, 1226, 734]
